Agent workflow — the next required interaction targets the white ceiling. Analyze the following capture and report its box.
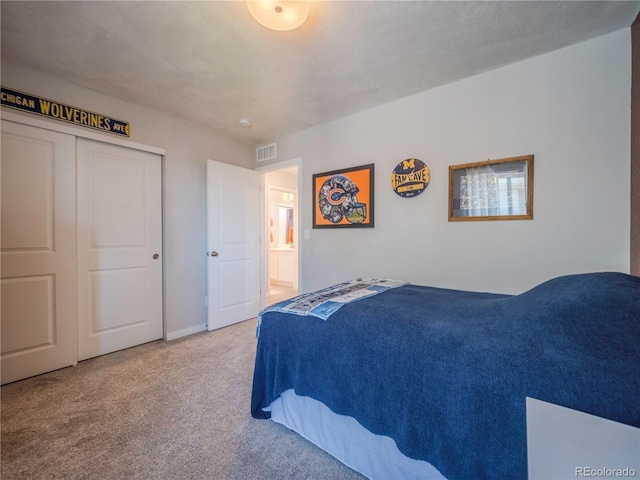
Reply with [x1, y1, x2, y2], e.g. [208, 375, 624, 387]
[2, 1, 639, 145]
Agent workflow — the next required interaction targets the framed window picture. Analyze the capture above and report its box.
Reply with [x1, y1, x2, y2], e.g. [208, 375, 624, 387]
[449, 155, 533, 221]
[313, 164, 374, 228]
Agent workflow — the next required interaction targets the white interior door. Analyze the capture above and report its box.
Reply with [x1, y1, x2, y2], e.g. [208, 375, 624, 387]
[77, 138, 162, 360]
[1, 120, 77, 384]
[206, 160, 261, 330]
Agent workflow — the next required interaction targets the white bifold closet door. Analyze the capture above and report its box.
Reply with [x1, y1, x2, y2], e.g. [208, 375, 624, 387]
[1, 123, 162, 384]
[1, 121, 78, 384]
[77, 138, 163, 361]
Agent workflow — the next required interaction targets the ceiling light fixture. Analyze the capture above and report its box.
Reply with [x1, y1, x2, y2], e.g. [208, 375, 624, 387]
[247, 1, 310, 32]
[238, 118, 252, 127]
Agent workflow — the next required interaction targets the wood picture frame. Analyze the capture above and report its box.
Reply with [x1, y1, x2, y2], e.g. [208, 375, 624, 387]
[449, 155, 534, 221]
[313, 164, 374, 228]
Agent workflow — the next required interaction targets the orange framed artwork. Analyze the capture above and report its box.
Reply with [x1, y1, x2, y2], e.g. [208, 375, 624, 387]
[312, 164, 374, 228]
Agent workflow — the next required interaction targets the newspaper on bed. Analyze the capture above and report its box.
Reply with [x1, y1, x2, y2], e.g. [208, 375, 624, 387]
[257, 278, 408, 337]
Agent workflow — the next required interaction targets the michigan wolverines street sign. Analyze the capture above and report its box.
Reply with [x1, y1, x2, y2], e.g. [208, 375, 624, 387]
[391, 158, 430, 197]
[1, 86, 130, 137]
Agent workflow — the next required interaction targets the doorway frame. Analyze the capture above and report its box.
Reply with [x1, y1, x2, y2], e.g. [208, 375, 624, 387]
[256, 157, 303, 308]
[266, 184, 298, 295]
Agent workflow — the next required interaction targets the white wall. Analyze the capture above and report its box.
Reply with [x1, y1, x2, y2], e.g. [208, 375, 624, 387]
[264, 169, 298, 194]
[1, 63, 253, 339]
[263, 29, 632, 294]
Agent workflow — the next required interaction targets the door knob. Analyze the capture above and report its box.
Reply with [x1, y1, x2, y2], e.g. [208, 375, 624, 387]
[210, 251, 219, 257]
[153, 253, 159, 259]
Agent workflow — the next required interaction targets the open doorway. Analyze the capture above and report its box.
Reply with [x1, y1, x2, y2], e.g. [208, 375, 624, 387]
[262, 161, 301, 306]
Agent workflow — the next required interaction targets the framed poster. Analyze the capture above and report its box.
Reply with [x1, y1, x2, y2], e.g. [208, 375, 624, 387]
[449, 155, 533, 221]
[313, 164, 374, 228]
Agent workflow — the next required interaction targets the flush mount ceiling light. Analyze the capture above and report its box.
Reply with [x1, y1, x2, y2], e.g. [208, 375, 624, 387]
[238, 118, 252, 127]
[247, 1, 310, 32]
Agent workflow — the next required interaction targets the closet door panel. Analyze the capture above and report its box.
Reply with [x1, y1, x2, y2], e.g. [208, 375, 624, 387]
[77, 138, 162, 360]
[1, 120, 77, 384]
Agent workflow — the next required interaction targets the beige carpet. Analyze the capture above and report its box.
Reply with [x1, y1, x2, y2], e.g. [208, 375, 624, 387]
[1, 316, 364, 480]
[267, 286, 298, 305]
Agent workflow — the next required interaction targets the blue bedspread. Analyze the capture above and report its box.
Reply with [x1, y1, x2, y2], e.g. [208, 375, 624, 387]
[251, 272, 640, 479]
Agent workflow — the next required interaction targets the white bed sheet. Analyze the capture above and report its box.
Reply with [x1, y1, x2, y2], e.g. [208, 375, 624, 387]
[268, 389, 445, 480]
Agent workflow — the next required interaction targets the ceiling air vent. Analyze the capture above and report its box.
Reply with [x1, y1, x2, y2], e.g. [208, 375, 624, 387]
[256, 143, 277, 162]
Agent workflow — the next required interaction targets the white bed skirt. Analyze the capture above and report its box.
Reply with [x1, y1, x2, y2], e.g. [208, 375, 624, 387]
[267, 389, 445, 480]
[267, 390, 640, 479]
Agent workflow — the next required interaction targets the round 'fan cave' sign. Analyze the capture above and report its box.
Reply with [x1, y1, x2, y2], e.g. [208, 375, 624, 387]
[390, 158, 430, 198]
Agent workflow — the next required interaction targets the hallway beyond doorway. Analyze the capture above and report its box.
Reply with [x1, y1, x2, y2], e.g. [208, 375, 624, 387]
[267, 284, 298, 306]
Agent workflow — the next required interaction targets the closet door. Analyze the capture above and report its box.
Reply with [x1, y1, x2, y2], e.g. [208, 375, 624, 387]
[1, 121, 77, 384]
[77, 139, 162, 360]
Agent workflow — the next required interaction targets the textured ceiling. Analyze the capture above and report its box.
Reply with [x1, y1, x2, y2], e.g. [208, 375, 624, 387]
[2, 1, 639, 145]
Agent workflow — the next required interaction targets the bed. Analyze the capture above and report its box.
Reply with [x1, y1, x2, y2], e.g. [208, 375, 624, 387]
[251, 273, 640, 479]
